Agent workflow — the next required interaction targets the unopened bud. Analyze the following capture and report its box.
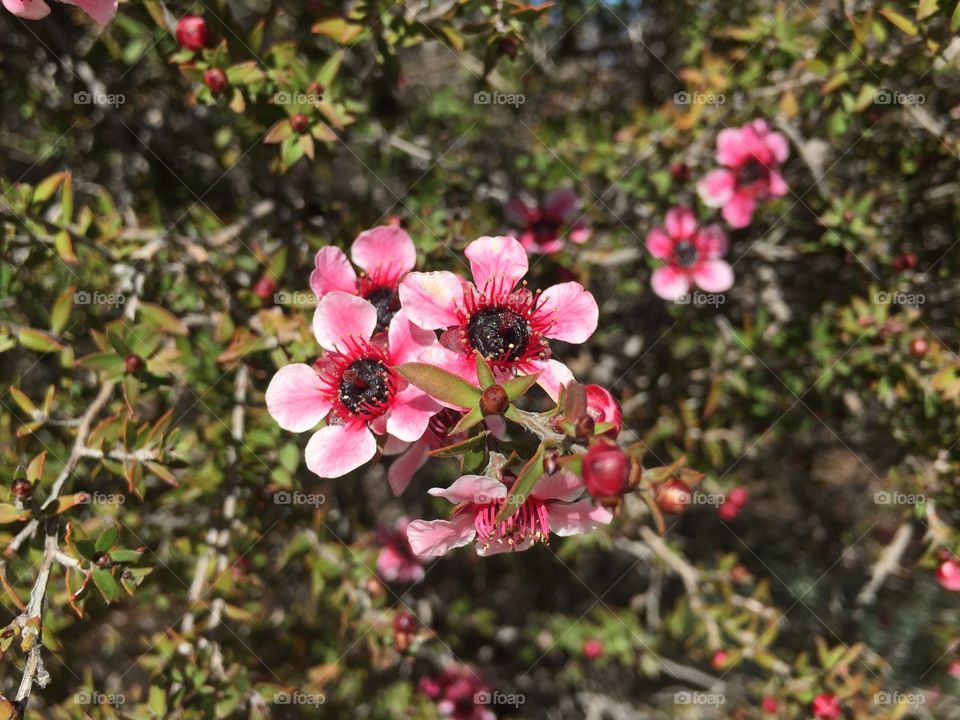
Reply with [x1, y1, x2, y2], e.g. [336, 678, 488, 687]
[479, 385, 509, 416]
[654, 479, 691, 515]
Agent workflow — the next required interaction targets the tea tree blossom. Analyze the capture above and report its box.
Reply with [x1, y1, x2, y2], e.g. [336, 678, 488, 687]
[505, 188, 591, 254]
[419, 667, 496, 720]
[265, 292, 440, 478]
[2, 0, 115, 23]
[646, 207, 732, 301]
[585, 384, 622, 434]
[399, 235, 598, 400]
[310, 225, 417, 333]
[406, 471, 612, 556]
[376, 517, 425, 584]
[697, 118, 790, 228]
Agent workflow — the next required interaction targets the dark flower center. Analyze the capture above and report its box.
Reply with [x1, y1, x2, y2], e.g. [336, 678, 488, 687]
[738, 158, 769, 186]
[673, 239, 698, 268]
[466, 307, 531, 361]
[338, 359, 391, 414]
[364, 286, 401, 333]
[531, 217, 562, 242]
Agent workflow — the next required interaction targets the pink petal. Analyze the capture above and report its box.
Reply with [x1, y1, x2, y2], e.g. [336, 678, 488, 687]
[386, 385, 441, 443]
[527, 358, 575, 402]
[537, 282, 599, 343]
[265, 364, 331, 432]
[406, 516, 476, 557]
[387, 310, 439, 365]
[585, 384, 622, 429]
[398, 271, 464, 330]
[464, 236, 528, 291]
[698, 224, 729, 259]
[310, 246, 357, 299]
[517, 230, 538, 252]
[388, 437, 430, 496]
[697, 169, 736, 208]
[664, 206, 697, 239]
[543, 188, 580, 221]
[651, 266, 691, 301]
[429, 474, 506, 504]
[505, 194, 536, 226]
[58, 0, 115, 23]
[693, 260, 734, 293]
[569, 221, 591, 244]
[3, 0, 50, 18]
[312, 292, 376, 351]
[304, 422, 377, 478]
[716, 127, 751, 167]
[532, 471, 584, 502]
[377, 546, 424, 583]
[646, 227, 673, 259]
[765, 130, 790, 164]
[721, 192, 757, 228]
[767, 171, 789, 197]
[350, 225, 416, 278]
[547, 499, 613, 536]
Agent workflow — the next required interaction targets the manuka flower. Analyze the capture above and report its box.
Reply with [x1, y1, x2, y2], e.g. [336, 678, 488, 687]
[399, 235, 599, 400]
[310, 225, 417, 334]
[3, 0, 115, 22]
[376, 517, 425, 584]
[585, 384, 623, 435]
[646, 207, 733, 301]
[419, 667, 495, 720]
[505, 188, 591, 254]
[265, 292, 441, 478]
[406, 471, 612, 556]
[697, 118, 790, 228]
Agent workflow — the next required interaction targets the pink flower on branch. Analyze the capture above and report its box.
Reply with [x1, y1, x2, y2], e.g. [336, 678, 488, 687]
[376, 517, 425, 584]
[647, 207, 732, 301]
[419, 667, 496, 720]
[505, 188, 591, 254]
[265, 292, 441, 478]
[310, 225, 417, 334]
[406, 471, 612, 557]
[697, 118, 790, 228]
[2, 0, 115, 23]
[399, 235, 599, 400]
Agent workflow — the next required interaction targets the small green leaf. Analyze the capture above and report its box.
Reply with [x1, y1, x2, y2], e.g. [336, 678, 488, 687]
[879, 7, 918, 35]
[109, 549, 144, 564]
[0, 503, 30, 525]
[395, 363, 480, 409]
[9, 387, 38, 415]
[27, 452, 46, 484]
[18, 328, 65, 353]
[95, 526, 119, 553]
[92, 568, 121, 604]
[77, 352, 125, 376]
[502, 373, 541, 401]
[138, 303, 188, 336]
[449, 407, 484, 434]
[50, 286, 75, 335]
[494, 443, 545, 524]
[428, 431, 489, 458]
[475, 351, 496, 389]
[122, 374, 140, 413]
[917, 0, 938, 21]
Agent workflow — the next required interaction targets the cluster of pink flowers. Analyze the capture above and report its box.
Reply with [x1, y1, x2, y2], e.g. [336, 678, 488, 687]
[647, 119, 790, 301]
[2, 0, 114, 23]
[267, 226, 617, 559]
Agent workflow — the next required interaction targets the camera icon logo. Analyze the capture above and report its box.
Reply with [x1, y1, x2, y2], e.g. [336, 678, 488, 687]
[474, 91, 491, 105]
[474, 691, 491, 704]
[274, 491, 292, 505]
[674, 91, 691, 105]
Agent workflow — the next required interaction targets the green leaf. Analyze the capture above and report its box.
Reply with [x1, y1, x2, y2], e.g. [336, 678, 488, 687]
[952, 0, 960, 29]
[879, 7, 918, 35]
[32, 171, 68, 204]
[494, 443, 545, 524]
[92, 568, 121, 604]
[109, 549, 144, 564]
[449, 407, 484, 434]
[77, 352, 125, 375]
[122, 374, 140, 413]
[502, 373, 541, 401]
[9, 387, 38, 415]
[0, 503, 30, 525]
[475, 351, 496, 389]
[18, 328, 65, 353]
[138, 303, 188, 336]
[395, 363, 480, 409]
[428, 431, 489, 458]
[916, 0, 938, 20]
[95, 526, 119, 553]
[50, 286, 75, 335]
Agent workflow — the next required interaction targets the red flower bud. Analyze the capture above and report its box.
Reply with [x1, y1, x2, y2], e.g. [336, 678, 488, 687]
[582, 638, 603, 660]
[761, 696, 778, 714]
[811, 693, 841, 720]
[290, 113, 311, 135]
[11, 478, 32, 498]
[582, 443, 629, 498]
[726, 486, 750, 507]
[936, 559, 960, 591]
[392, 611, 417, 636]
[479, 385, 509, 416]
[910, 337, 929, 358]
[204, 68, 228, 95]
[711, 649, 729, 670]
[655, 479, 691, 515]
[254, 276, 277, 301]
[124, 354, 144, 373]
[176, 15, 208, 50]
[670, 161, 690, 182]
[892, 252, 917, 272]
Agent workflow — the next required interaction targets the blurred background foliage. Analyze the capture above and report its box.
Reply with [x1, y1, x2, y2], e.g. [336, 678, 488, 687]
[1, 0, 960, 717]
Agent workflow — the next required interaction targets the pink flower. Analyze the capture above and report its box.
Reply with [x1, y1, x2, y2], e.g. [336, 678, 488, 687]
[697, 118, 790, 228]
[399, 235, 599, 400]
[2, 0, 115, 23]
[811, 693, 841, 720]
[376, 517, 425, 584]
[265, 292, 441, 478]
[647, 207, 733, 301]
[406, 471, 612, 556]
[937, 559, 960, 591]
[310, 225, 417, 334]
[419, 667, 495, 720]
[505, 188, 591, 254]
[585, 384, 622, 435]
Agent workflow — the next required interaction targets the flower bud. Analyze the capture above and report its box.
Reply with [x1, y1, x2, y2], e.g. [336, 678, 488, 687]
[582, 638, 603, 660]
[936, 559, 960, 591]
[124, 354, 144, 373]
[479, 385, 509, 416]
[761, 696, 778, 714]
[392, 611, 417, 652]
[582, 443, 629, 498]
[290, 113, 311, 135]
[254, 276, 276, 301]
[892, 252, 917, 272]
[176, 15, 208, 50]
[204, 68, 228, 95]
[811, 693, 841, 720]
[711, 649, 729, 670]
[11, 478, 32, 498]
[670, 161, 690, 182]
[655, 479, 691, 515]
[910, 337, 929, 358]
